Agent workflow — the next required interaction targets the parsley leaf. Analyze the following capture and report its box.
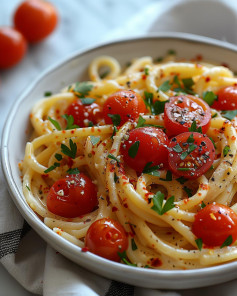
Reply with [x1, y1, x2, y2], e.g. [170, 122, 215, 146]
[108, 154, 120, 163]
[62, 114, 79, 130]
[176, 176, 188, 184]
[151, 191, 175, 215]
[80, 98, 96, 105]
[153, 100, 167, 114]
[144, 67, 149, 75]
[26, 185, 31, 191]
[44, 91, 52, 97]
[183, 186, 193, 197]
[188, 120, 202, 133]
[48, 117, 62, 131]
[118, 251, 137, 266]
[143, 162, 160, 176]
[158, 80, 171, 92]
[90, 135, 101, 146]
[61, 139, 77, 159]
[222, 110, 237, 121]
[136, 116, 146, 128]
[128, 141, 140, 158]
[160, 170, 172, 181]
[203, 91, 217, 106]
[55, 153, 62, 161]
[173, 144, 183, 153]
[195, 238, 203, 251]
[180, 144, 197, 160]
[131, 238, 138, 251]
[73, 82, 93, 97]
[44, 162, 60, 173]
[67, 168, 80, 175]
[220, 235, 233, 248]
[223, 145, 230, 157]
[201, 201, 206, 208]
[108, 114, 121, 127]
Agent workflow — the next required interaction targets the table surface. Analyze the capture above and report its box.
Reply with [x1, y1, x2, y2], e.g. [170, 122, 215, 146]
[0, 0, 157, 295]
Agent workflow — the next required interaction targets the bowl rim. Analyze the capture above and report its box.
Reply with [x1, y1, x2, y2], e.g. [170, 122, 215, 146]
[2, 32, 237, 287]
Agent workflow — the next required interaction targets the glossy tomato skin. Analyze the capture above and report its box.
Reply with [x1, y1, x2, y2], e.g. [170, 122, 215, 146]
[85, 218, 128, 262]
[14, 0, 58, 43]
[121, 127, 169, 173]
[168, 132, 215, 179]
[212, 86, 237, 110]
[65, 100, 103, 127]
[103, 90, 146, 127]
[0, 27, 27, 68]
[164, 95, 211, 136]
[192, 203, 237, 247]
[47, 173, 98, 218]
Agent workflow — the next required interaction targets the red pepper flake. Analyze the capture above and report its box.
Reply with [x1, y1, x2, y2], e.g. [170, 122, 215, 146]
[166, 231, 172, 235]
[62, 130, 66, 134]
[142, 74, 147, 80]
[91, 127, 95, 133]
[205, 77, 210, 83]
[112, 206, 118, 212]
[123, 203, 128, 208]
[198, 193, 202, 196]
[196, 54, 203, 61]
[150, 258, 162, 267]
[221, 63, 229, 68]
[200, 183, 209, 190]
[30, 113, 33, 118]
[81, 247, 89, 252]
[231, 136, 236, 141]
[71, 130, 75, 134]
[183, 199, 189, 204]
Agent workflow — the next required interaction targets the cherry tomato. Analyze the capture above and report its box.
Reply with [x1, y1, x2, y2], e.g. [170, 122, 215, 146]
[120, 127, 169, 173]
[192, 203, 237, 247]
[85, 218, 128, 262]
[164, 95, 211, 136]
[168, 132, 215, 179]
[47, 173, 98, 218]
[0, 27, 27, 69]
[212, 86, 237, 110]
[65, 100, 103, 127]
[103, 90, 146, 127]
[14, 0, 58, 43]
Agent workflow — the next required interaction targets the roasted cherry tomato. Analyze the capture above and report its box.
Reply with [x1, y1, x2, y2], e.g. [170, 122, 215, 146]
[192, 203, 237, 247]
[120, 127, 169, 173]
[0, 27, 27, 69]
[103, 90, 146, 127]
[65, 100, 103, 127]
[47, 173, 98, 218]
[85, 218, 128, 262]
[14, 0, 58, 43]
[168, 132, 215, 179]
[164, 95, 211, 136]
[212, 86, 237, 110]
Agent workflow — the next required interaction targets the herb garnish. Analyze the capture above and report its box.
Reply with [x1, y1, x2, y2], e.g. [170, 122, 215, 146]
[183, 186, 193, 197]
[221, 110, 237, 121]
[44, 91, 52, 97]
[80, 98, 96, 105]
[136, 115, 164, 129]
[223, 145, 230, 157]
[201, 201, 206, 208]
[220, 235, 233, 248]
[151, 191, 175, 215]
[73, 82, 93, 97]
[48, 117, 62, 131]
[195, 238, 203, 251]
[67, 168, 80, 175]
[160, 170, 172, 181]
[55, 153, 62, 161]
[44, 162, 60, 173]
[26, 185, 31, 191]
[62, 114, 79, 130]
[202, 91, 217, 106]
[176, 176, 188, 184]
[131, 238, 138, 251]
[158, 80, 171, 92]
[143, 162, 160, 176]
[108, 154, 120, 163]
[128, 141, 140, 158]
[61, 139, 77, 159]
[118, 251, 137, 266]
[108, 114, 121, 127]
[188, 120, 202, 133]
[173, 143, 183, 153]
[144, 67, 149, 76]
[90, 135, 101, 146]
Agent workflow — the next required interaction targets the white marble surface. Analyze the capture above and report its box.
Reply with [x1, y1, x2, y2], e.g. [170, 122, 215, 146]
[0, 0, 157, 294]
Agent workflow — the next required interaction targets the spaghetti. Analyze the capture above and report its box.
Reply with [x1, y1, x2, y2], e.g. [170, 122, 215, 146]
[21, 53, 237, 269]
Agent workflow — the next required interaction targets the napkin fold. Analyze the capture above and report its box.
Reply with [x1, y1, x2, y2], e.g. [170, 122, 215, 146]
[2, 0, 237, 295]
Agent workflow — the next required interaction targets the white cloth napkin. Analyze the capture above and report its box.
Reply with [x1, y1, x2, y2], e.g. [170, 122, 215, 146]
[2, 0, 237, 295]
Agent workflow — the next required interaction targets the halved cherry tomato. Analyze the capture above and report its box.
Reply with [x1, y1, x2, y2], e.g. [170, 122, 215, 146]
[168, 132, 215, 179]
[14, 0, 58, 43]
[0, 27, 27, 68]
[47, 173, 98, 218]
[65, 100, 103, 127]
[164, 95, 211, 136]
[212, 86, 237, 110]
[192, 203, 237, 247]
[120, 127, 169, 173]
[85, 218, 128, 262]
[103, 90, 146, 127]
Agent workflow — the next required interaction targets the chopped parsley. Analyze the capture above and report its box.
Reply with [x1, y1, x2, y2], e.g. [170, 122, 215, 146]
[188, 120, 202, 133]
[131, 238, 138, 251]
[195, 238, 203, 251]
[173, 143, 183, 153]
[158, 80, 171, 92]
[144, 91, 168, 115]
[44, 91, 52, 97]
[67, 168, 80, 175]
[26, 185, 31, 191]
[176, 176, 188, 184]
[151, 191, 175, 215]
[73, 82, 93, 97]
[108, 154, 120, 163]
[144, 67, 149, 76]
[201, 201, 206, 209]
[160, 170, 172, 181]
[62, 114, 79, 130]
[220, 235, 233, 248]
[143, 162, 160, 177]
[202, 91, 217, 106]
[108, 114, 121, 127]
[90, 135, 101, 146]
[221, 110, 237, 121]
[48, 117, 62, 131]
[80, 98, 96, 105]
[128, 141, 140, 158]
[118, 251, 137, 266]
[61, 139, 77, 159]
[55, 153, 62, 161]
[44, 162, 60, 173]
[183, 186, 193, 197]
[223, 145, 230, 157]
[136, 115, 164, 129]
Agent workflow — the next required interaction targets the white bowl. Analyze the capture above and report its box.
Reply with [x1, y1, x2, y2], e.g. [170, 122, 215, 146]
[2, 33, 237, 290]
